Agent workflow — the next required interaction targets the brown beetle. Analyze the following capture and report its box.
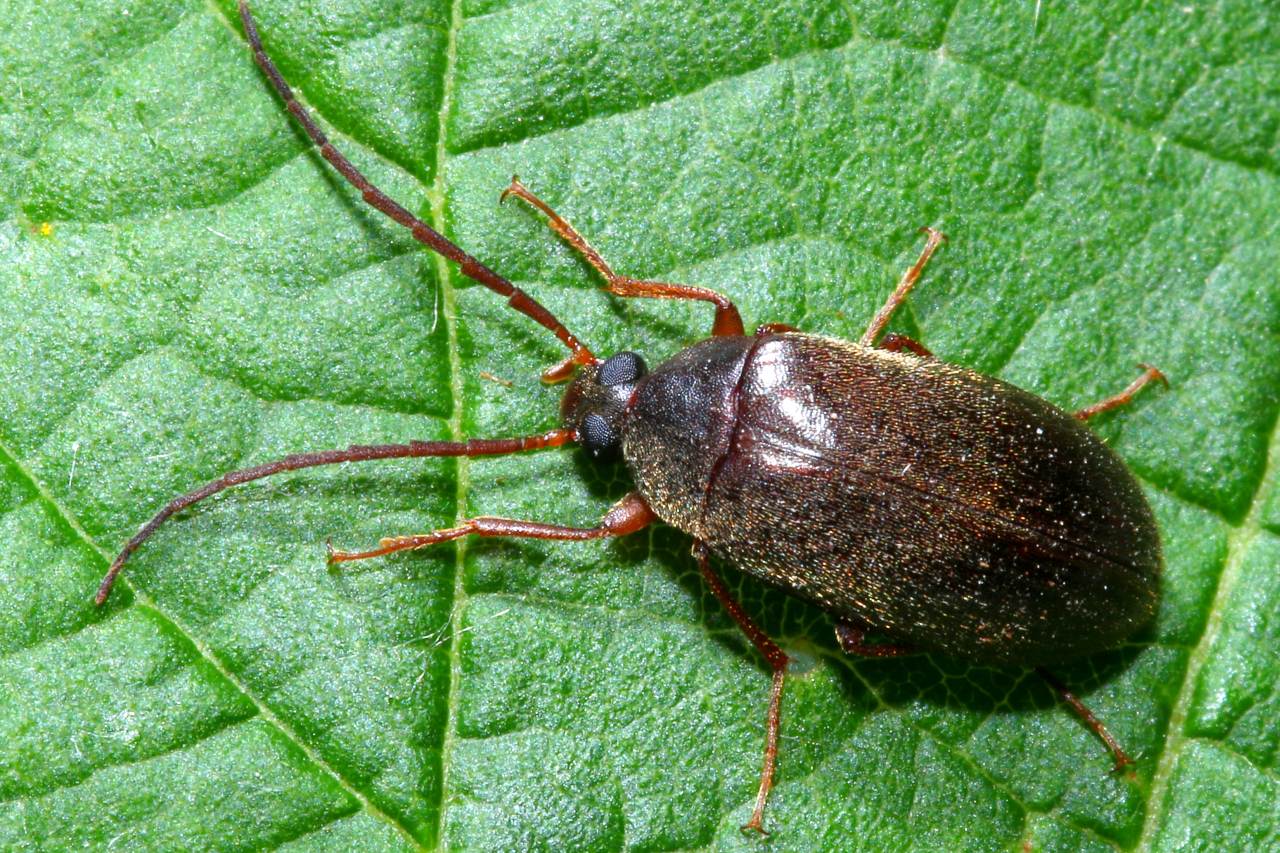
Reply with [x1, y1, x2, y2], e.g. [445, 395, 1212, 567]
[96, 1, 1166, 834]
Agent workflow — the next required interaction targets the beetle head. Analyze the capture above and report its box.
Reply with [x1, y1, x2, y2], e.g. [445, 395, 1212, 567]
[561, 351, 647, 460]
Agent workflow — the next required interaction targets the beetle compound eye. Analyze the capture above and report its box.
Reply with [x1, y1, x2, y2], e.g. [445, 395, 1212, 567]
[598, 351, 647, 386]
[580, 412, 620, 457]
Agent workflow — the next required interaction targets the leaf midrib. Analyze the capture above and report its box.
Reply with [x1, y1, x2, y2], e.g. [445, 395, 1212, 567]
[425, 0, 469, 847]
[0, 1, 459, 846]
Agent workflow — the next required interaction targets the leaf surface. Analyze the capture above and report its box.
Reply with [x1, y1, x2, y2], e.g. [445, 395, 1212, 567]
[1, 0, 1277, 849]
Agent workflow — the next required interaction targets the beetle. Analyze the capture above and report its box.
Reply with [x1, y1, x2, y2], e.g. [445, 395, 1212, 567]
[95, 0, 1166, 834]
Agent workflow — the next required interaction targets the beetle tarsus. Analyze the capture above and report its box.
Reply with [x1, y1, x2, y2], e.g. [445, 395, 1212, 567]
[1110, 751, 1136, 775]
[918, 225, 949, 244]
[741, 814, 771, 837]
[1140, 363, 1170, 388]
[1035, 667, 1135, 773]
[498, 174, 522, 205]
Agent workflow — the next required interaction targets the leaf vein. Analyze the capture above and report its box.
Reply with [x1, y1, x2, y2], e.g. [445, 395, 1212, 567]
[1137, 396, 1280, 850]
[0, 422, 428, 849]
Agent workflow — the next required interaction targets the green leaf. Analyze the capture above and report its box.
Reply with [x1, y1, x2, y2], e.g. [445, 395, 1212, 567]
[2, 0, 1276, 849]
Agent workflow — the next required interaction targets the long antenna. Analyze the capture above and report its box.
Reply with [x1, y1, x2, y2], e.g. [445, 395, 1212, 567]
[237, 0, 595, 370]
[95, 430, 575, 605]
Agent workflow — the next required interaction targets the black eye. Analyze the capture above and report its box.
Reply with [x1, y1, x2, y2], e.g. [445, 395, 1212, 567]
[598, 351, 646, 386]
[580, 413, 619, 458]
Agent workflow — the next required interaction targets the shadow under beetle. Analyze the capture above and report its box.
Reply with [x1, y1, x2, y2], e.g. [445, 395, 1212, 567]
[96, 0, 1169, 834]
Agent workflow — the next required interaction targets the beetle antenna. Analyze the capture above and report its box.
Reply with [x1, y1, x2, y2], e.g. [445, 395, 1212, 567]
[95, 429, 576, 605]
[237, 1, 595, 372]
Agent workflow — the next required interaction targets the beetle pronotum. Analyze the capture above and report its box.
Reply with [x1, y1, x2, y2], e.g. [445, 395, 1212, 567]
[96, 1, 1167, 833]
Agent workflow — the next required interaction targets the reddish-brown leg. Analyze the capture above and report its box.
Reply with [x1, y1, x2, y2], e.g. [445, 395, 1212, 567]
[754, 323, 799, 336]
[1074, 364, 1168, 420]
[1036, 668, 1134, 772]
[834, 625, 1134, 772]
[503, 178, 745, 338]
[96, 429, 576, 605]
[834, 622, 916, 657]
[693, 542, 789, 835]
[329, 492, 655, 562]
[878, 332, 933, 358]
[860, 228, 948, 347]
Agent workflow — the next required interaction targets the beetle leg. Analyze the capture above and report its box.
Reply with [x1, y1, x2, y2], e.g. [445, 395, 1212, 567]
[503, 177, 745, 337]
[96, 428, 577, 605]
[878, 332, 933, 358]
[859, 227, 947, 347]
[1073, 364, 1168, 420]
[833, 621, 916, 657]
[693, 542, 788, 836]
[328, 491, 655, 562]
[1035, 668, 1135, 773]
